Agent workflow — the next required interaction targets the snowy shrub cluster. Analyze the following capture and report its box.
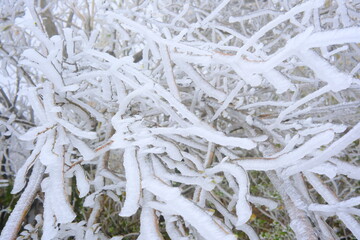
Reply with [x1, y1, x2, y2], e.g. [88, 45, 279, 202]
[1, 0, 360, 239]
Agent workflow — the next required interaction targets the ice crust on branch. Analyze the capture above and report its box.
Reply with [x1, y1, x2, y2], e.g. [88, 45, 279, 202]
[1, 0, 360, 239]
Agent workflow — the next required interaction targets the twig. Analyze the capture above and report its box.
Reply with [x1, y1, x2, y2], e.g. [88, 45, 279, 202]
[0, 115, 36, 127]
[0, 88, 12, 108]
[0, 44, 36, 86]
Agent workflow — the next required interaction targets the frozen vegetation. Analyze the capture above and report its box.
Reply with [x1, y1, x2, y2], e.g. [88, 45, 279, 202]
[0, 0, 360, 239]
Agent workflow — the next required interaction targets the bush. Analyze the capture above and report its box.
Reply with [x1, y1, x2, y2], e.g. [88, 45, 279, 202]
[1, 0, 360, 239]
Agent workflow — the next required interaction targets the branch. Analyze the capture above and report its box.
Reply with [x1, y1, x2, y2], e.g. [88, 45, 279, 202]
[267, 171, 318, 240]
[0, 160, 45, 240]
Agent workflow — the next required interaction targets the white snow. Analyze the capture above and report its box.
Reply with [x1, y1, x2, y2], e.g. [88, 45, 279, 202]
[69, 136, 96, 161]
[206, 162, 252, 226]
[12, 136, 46, 194]
[74, 165, 90, 198]
[119, 147, 141, 217]
[149, 127, 257, 150]
[175, 60, 227, 102]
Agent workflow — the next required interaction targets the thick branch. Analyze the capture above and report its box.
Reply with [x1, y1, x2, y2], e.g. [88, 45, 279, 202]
[267, 171, 318, 240]
[0, 161, 45, 240]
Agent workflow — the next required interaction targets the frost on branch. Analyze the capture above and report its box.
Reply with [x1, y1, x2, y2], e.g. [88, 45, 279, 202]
[1, 0, 360, 239]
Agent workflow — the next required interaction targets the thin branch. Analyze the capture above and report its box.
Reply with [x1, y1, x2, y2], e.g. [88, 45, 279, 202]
[0, 87, 12, 108]
[0, 115, 36, 127]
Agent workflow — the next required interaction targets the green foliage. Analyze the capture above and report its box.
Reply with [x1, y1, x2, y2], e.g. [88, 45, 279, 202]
[258, 220, 293, 240]
[0, 182, 19, 230]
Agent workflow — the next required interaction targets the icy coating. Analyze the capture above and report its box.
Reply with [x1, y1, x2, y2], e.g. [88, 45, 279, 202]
[1, 0, 360, 239]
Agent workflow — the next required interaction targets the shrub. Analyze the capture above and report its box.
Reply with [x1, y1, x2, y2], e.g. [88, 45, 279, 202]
[1, 0, 360, 239]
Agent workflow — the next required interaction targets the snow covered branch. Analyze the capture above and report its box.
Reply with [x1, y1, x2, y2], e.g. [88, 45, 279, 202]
[1, 0, 359, 239]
